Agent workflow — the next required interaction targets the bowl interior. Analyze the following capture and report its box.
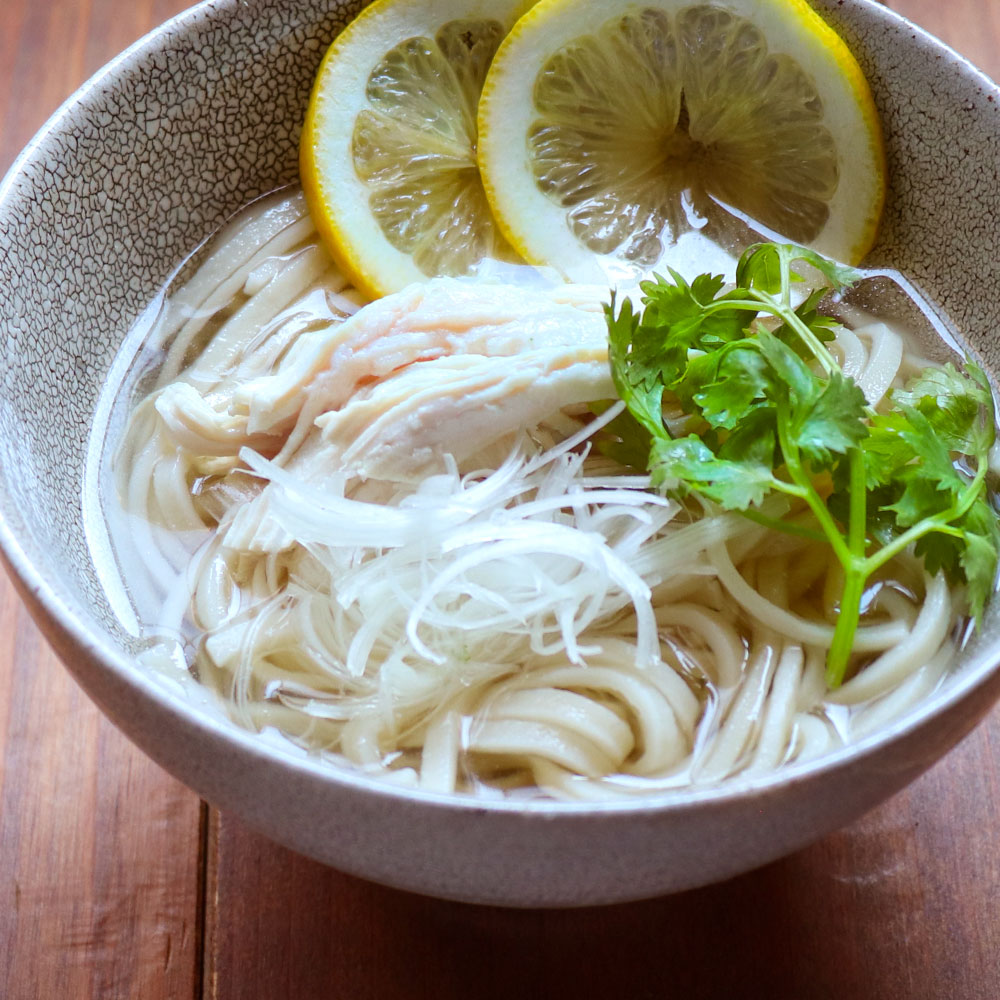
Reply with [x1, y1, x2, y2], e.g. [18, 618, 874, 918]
[1, 0, 1000, 801]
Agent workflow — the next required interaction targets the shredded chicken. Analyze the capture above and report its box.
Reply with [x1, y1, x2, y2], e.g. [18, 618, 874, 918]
[152, 276, 613, 480]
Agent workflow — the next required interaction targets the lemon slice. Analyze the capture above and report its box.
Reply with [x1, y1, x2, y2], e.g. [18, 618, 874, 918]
[301, 0, 534, 298]
[478, 0, 886, 283]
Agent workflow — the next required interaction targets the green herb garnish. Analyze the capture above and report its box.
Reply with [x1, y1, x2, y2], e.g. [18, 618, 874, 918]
[605, 242, 1000, 687]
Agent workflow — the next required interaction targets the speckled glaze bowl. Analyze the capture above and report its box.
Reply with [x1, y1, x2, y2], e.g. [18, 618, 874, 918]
[1, 0, 1000, 907]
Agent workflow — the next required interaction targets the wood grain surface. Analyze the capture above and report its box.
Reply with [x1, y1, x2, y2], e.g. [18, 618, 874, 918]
[2, 2, 999, 999]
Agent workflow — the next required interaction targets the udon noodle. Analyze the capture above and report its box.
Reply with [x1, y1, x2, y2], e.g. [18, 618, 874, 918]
[101, 187, 971, 800]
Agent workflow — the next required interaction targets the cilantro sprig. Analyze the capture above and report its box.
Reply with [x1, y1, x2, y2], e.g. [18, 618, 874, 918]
[606, 242, 1000, 688]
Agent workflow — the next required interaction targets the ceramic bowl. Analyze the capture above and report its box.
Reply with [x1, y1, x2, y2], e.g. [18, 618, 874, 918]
[1, 0, 1000, 907]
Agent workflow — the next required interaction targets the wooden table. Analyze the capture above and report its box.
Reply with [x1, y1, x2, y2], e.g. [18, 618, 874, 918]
[2, 2, 1000, 997]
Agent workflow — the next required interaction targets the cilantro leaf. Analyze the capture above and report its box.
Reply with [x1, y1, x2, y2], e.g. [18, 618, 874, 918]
[961, 529, 999, 622]
[888, 475, 956, 529]
[958, 500, 1000, 620]
[893, 361, 994, 454]
[605, 295, 665, 439]
[864, 411, 918, 489]
[716, 407, 778, 467]
[791, 373, 870, 468]
[754, 328, 818, 409]
[736, 243, 785, 294]
[604, 240, 1000, 689]
[892, 404, 969, 500]
[684, 342, 772, 429]
[650, 435, 777, 509]
[639, 269, 748, 347]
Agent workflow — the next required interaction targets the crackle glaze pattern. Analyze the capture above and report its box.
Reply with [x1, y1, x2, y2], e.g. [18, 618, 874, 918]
[1, 0, 1000, 906]
[832, 9, 1000, 376]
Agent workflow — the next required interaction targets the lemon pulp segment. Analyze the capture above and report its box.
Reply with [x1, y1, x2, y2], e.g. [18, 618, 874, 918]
[352, 20, 516, 277]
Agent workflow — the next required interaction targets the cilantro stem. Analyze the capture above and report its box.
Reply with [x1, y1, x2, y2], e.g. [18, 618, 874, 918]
[775, 411, 853, 567]
[825, 448, 870, 688]
[848, 448, 867, 555]
[867, 519, 966, 574]
[754, 292, 838, 376]
[828, 449, 987, 685]
[826, 568, 866, 687]
[778, 248, 792, 309]
[700, 296, 837, 376]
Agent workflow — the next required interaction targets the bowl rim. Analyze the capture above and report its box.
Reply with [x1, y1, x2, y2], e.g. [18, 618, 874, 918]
[1, 0, 1000, 820]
